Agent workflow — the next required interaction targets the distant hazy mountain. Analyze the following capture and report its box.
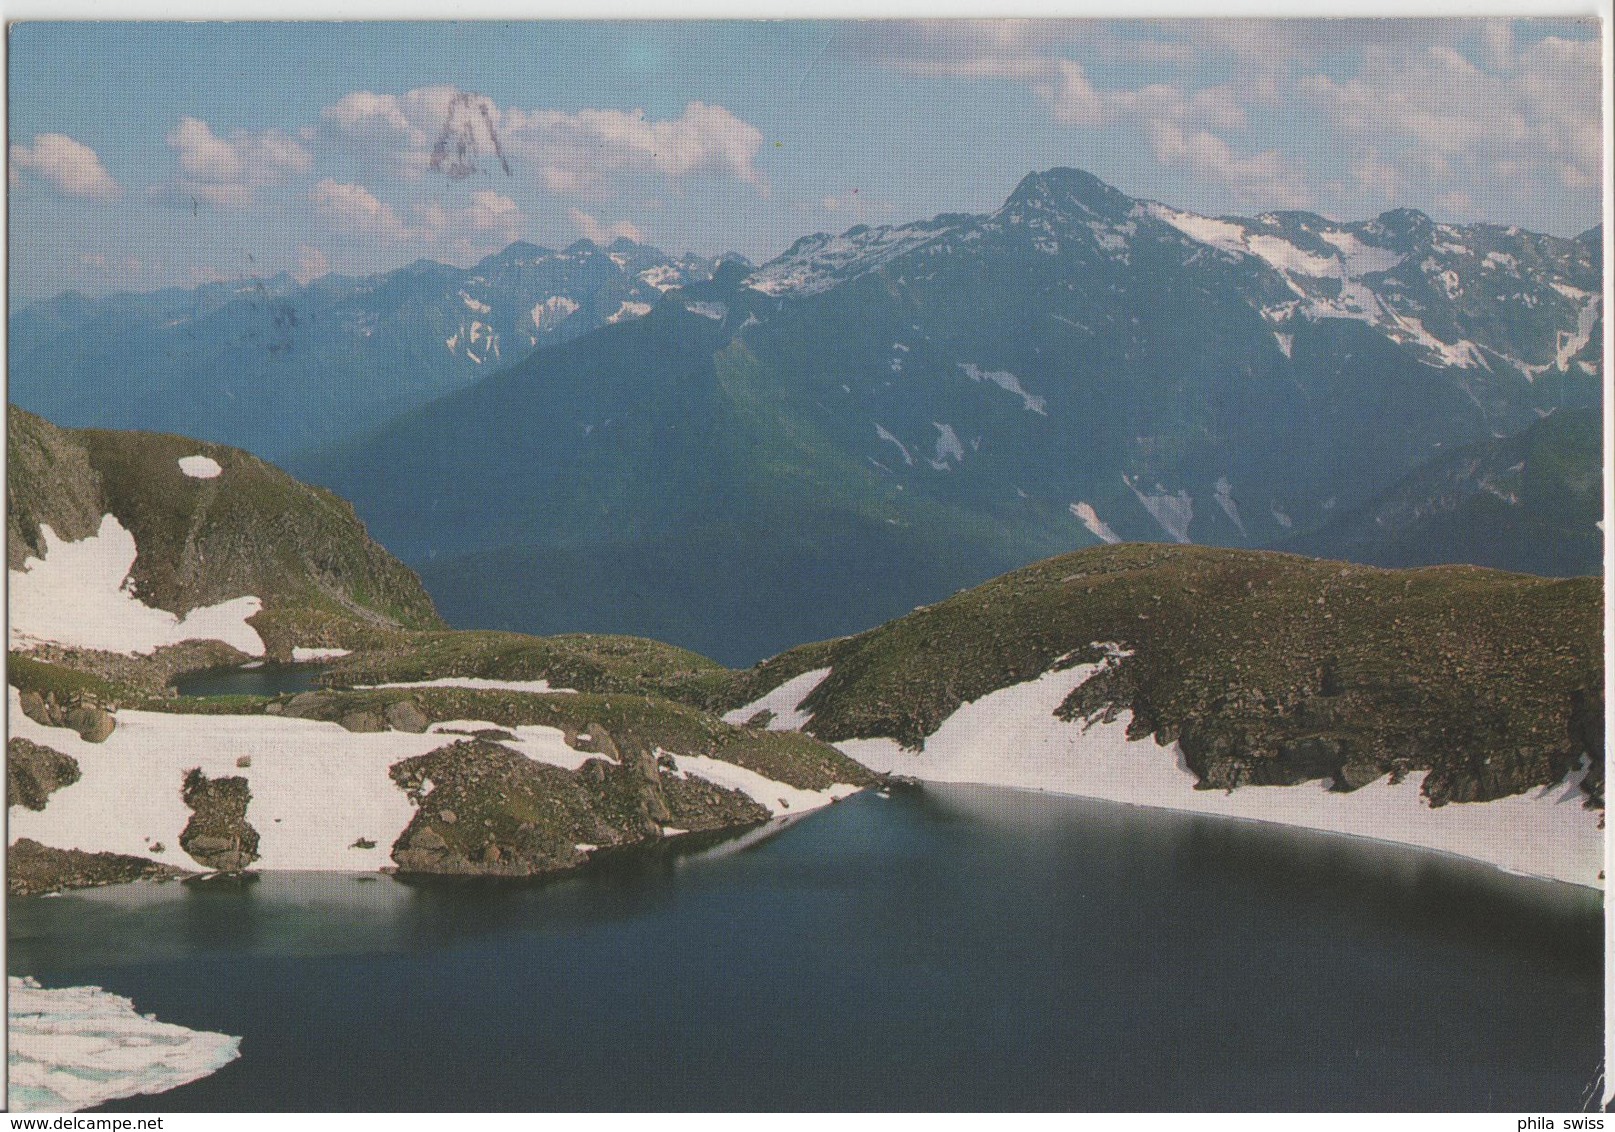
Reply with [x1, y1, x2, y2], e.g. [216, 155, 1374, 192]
[294, 169, 1601, 662]
[1288, 407, 1602, 577]
[8, 239, 732, 458]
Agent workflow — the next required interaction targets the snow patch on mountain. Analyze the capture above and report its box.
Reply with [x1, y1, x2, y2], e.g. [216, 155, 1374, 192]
[832, 664, 1603, 888]
[686, 301, 728, 321]
[722, 667, 832, 731]
[1071, 502, 1121, 544]
[662, 751, 861, 818]
[1213, 477, 1247, 537]
[7, 976, 241, 1112]
[355, 676, 575, 695]
[532, 295, 580, 329]
[1123, 475, 1194, 544]
[875, 424, 914, 467]
[459, 290, 491, 315]
[291, 647, 350, 662]
[609, 300, 652, 324]
[177, 455, 222, 479]
[960, 363, 1048, 415]
[9, 516, 266, 657]
[1555, 294, 1600, 371]
[638, 264, 683, 292]
[748, 221, 952, 297]
[929, 423, 966, 470]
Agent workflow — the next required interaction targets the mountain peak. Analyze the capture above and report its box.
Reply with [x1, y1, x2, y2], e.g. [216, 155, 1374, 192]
[1003, 168, 1135, 221]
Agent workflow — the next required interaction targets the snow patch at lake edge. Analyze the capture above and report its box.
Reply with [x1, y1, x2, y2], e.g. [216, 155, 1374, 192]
[730, 663, 1600, 889]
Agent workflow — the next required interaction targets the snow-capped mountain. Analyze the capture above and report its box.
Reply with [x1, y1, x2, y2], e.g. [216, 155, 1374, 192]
[753, 168, 1601, 381]
[293, 169, 1600, 663]
[8, 239, 733, 458]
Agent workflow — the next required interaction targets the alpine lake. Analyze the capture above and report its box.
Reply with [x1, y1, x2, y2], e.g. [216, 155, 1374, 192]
[8, 783, 1602, 1111]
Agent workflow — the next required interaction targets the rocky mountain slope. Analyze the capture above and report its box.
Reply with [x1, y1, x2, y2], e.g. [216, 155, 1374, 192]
[296, 169, 1602, 663]
[9, 239, 729, 458]
[1289, 406, 1602, 576]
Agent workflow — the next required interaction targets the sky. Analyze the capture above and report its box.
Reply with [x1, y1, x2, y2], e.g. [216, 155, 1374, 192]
[6, 17, 1604, 301]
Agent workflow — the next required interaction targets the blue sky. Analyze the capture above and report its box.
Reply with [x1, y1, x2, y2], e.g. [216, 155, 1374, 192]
[7, 18, 1603, 300]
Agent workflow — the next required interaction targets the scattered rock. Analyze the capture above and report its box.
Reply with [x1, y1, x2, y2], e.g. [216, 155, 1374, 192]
[236, 756, 252, 768]
[17, 690, 116, 742]
[351, 837, 376, 849]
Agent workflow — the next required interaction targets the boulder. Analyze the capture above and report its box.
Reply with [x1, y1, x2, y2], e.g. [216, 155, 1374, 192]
[282, 692, 323, 719]
[64, 703, 115, 743]
[338, 710, 386, 733]
[384, 700, 431, 733]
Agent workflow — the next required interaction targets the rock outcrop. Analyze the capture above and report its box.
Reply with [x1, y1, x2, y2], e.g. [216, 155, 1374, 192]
[7, 738, 81, 811]
[8, 838, 189, 897]
[389, 737, 770, 877]
[178, 769, 260, 872]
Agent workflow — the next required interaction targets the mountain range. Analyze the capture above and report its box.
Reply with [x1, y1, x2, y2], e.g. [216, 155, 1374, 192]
[10, 168, 1603, 663]
[9, 240, 729, 458]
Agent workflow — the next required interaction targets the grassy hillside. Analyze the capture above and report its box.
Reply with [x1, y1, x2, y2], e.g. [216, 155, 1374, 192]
[727, 543, 1603, 807]
[8, 407, 444, 659]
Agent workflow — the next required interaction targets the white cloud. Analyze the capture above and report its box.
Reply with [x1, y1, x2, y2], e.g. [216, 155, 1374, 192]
[886, 33, 1305, 207]
[10, 134, 122, 201]
[569, 208, 643, 245]
[321, 86, 766, 194]
[310, 179, 414, 240]
[1300, 31, 1600, 214]
[163, 117, 312, 209]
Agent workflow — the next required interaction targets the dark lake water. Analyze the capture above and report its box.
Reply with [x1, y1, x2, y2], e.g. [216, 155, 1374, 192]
[8, 786, 1603, 1112]
[172, 664, 324, 698]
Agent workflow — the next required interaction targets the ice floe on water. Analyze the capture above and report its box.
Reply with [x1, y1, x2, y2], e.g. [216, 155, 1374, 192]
[9, 515, 265, 657]
[7, 976, 241, 1112]
[176, 455, 222, 479]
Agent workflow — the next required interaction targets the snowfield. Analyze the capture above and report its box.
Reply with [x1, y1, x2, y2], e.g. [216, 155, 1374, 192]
[7, 976, 241, 1112]
[6, 685, 858, 872]
[745, 664, 1601, 889]
[355, 676, 576, 694]
[9, 516, 265, 657]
